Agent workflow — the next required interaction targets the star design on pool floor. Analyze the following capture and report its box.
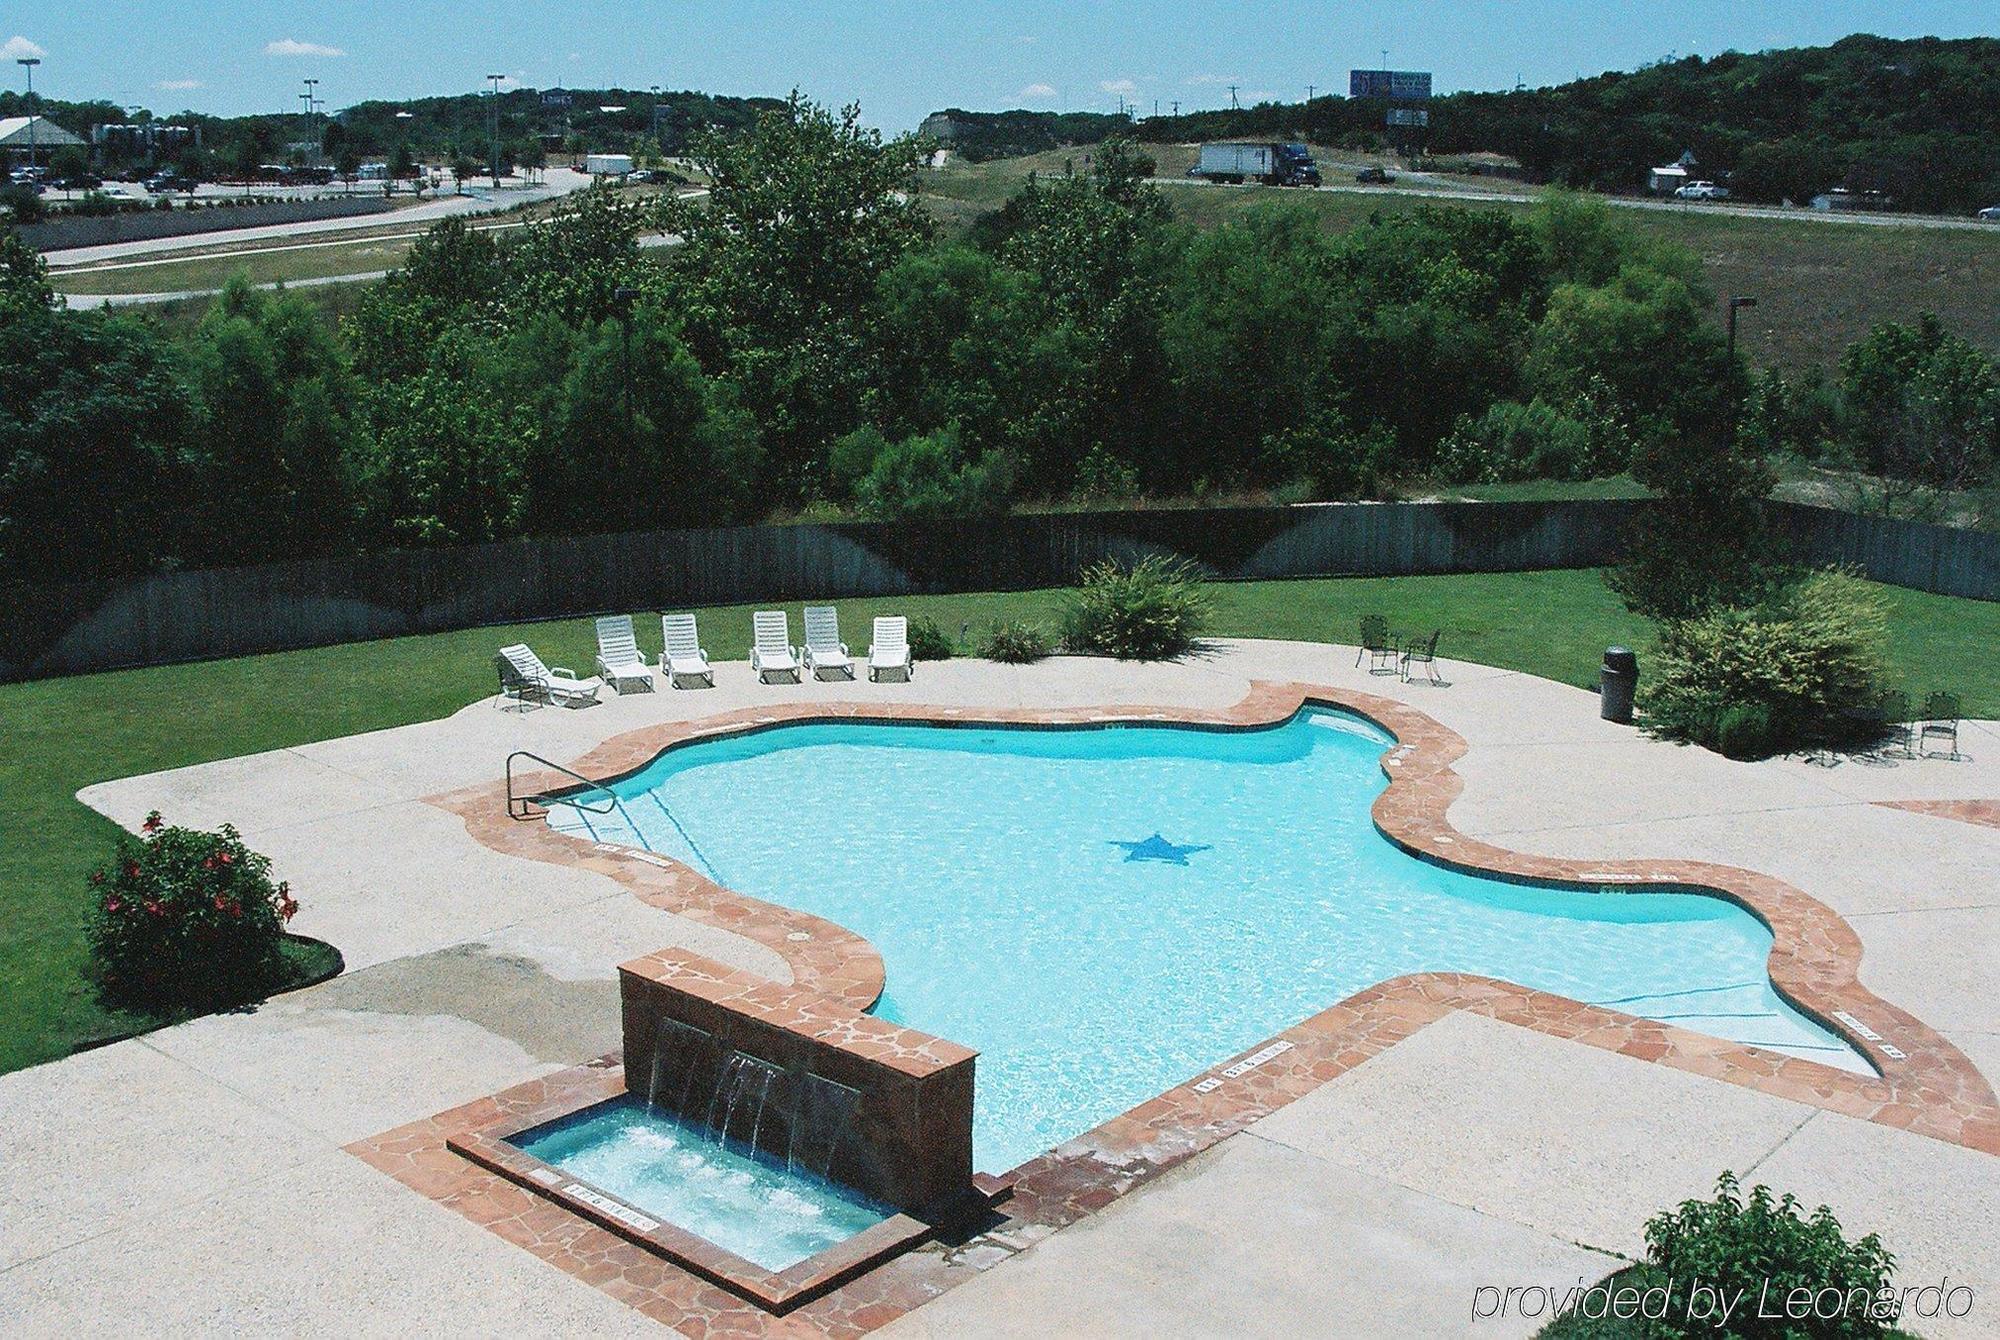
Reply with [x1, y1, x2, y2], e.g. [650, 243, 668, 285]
[1110, 833, 1213, 866]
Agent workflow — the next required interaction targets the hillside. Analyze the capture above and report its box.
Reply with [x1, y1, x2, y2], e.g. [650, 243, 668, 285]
[921, 34, 2000, 215]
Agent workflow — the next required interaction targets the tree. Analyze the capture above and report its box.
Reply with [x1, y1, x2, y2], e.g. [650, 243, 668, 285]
[48, 145, 90, 183]
[1839, 315, 2000, 518]
[521, 305, 762, 535]
[182, 277, 359, 562]
[662, 91, 933, 497]
[1610, 425, 1778, 620]
[389, 142, 417, 181]
[0, 236, 199, 578]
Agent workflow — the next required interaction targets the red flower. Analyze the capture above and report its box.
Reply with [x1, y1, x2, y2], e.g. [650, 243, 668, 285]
[141, 812, 164, 835]
[214, 894, 229, 911]
[217, 850, 235, 867]
[144, 900, 162, 917]
[89, 871, 105, 886]
[225, 900, 242, 919]
[123, 861, 141, 880]
[277, 893, 299, 922]
[105, 897, 123, 914]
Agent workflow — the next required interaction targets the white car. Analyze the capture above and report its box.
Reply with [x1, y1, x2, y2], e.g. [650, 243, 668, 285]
[1978, 205, 2000, 222]
[1674, 180, 1730, 201]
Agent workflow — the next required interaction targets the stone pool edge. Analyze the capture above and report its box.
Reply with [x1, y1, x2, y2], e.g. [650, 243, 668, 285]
[345, 679, 1999, 1337]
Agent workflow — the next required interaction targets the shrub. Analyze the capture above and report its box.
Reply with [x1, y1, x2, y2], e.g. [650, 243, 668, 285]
[1061, 555, 1212, 660]
[1641, 1171, 1897, 1338]
[1641, 569, 1889, 758]
[850, 424, 1016, 521]
[906, 614, 956, 661]
[1071, 445, 1140, 503]
[979, 619, 1053, 663]
[1260, 410, 1391, 501]
[88, 812, 300, 1011]
[1437, 388, 1626, 485]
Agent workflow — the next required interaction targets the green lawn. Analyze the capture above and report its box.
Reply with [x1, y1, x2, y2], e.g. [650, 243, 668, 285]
[2, 568, 1992, 1075]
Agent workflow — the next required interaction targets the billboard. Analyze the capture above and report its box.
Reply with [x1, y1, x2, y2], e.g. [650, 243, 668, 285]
[1349, 69, 1433, 101]
[1385, 108, 1430, 128]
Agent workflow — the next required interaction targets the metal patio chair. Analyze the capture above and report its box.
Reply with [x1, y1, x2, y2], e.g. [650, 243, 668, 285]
[1355, 614, 1398, 675]
[1920, 691, 1963, 760]
[1875, 690, 1916, 758]
[1400, 629, 1443, 685]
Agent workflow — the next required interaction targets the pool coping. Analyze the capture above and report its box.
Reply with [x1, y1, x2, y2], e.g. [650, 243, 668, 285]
[347, 679, 2000, 1336]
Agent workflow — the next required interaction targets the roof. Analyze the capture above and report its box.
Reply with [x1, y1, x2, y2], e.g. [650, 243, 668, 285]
[0, 116, 86, 150]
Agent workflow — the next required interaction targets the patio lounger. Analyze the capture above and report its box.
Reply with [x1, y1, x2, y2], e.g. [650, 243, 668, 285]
[593, 615, 655, 694]
[750, 610, 802, 684]
[868, 616, 913, 682]
[495, 644, 602, 709]
[659, 613, 715, 688]
[801, 605, 856, 680]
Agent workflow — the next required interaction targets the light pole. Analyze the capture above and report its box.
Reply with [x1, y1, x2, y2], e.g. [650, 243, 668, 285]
[1727, 295, 1758, 358]
[17, 57, 40, 175]
[487, 73, 505, 187]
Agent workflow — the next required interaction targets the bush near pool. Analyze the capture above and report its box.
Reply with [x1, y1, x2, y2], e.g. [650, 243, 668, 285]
[88, 813, 300, 1012]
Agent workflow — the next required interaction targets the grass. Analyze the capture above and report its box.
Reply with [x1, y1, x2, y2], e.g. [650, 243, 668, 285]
[2, 567, 1993, 1075]
[51, 236, 417, 296]
[921, 153, 2000, 371]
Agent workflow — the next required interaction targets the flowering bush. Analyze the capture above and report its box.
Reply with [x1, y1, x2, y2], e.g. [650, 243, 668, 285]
[1061, 555, 1212, 660]
[88, 812, 300, 1011]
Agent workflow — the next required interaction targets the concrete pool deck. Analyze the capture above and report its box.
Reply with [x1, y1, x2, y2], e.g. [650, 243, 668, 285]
[7, 638, 1997, 1336]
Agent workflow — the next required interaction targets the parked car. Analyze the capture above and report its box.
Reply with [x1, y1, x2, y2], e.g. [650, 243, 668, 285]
[1978, 204, 2000, 222]
[1674, 180, 1730, 201]
[146, 173, 194, 194]
[1353, 166, 1396, 185]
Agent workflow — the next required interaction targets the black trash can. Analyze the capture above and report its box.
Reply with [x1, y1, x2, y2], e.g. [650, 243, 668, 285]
[1600, 646, 1638, 723]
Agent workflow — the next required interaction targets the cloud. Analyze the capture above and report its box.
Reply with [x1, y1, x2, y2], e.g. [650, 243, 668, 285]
[1184, 73, 1236, 86]
[264, 38, 346, 58]
[1098, 78, 1138, 96]
[2, 35, 47, 60]
[1018, 82, 1057, 100]
[156, 78, 203, 91]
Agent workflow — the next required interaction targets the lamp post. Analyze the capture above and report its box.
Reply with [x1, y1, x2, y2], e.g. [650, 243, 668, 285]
[17, 57, 41, 174]
[1727, 295, 1758, 358]
[486, 73, 505, 187]
[614, 285, 640, 439]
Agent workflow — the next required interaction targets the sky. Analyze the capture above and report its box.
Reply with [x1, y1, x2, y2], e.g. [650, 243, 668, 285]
[3, 1, 1994, 130]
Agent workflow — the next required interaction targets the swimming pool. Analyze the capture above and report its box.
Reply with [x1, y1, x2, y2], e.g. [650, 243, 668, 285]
[548, 707, 1869, 1174]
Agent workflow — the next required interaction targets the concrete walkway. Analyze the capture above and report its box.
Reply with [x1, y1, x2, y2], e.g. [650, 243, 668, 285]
[4, 640, 1994, 1336]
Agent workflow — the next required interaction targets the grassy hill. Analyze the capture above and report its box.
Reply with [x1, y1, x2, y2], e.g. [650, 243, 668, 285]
[920, 35, 2000, 215]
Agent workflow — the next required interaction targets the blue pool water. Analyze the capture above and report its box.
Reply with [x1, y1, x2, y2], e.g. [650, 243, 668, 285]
[550, 709, 1869, 1174]
[511, 1097, 891, 1270]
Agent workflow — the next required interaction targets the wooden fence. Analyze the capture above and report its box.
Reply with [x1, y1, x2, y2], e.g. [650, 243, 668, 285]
[2, 498, 1990, 682]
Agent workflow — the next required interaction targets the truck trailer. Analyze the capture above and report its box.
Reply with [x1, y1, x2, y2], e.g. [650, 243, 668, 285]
[1187, 142, 1321, 187]
[585, 153, 635, 177]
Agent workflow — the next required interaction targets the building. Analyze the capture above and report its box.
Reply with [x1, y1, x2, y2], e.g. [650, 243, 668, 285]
[91, 122, 199, 158]
[0, 115, 86, 166]
[1647, 149, 1701, 195]
[540, 87, 573, 108]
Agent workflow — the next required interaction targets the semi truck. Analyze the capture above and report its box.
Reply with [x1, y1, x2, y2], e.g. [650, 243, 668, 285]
[1187, 142, 1321, 187]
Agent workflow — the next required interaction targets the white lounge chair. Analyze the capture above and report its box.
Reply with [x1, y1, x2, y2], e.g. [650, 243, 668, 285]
[749, 610, 801, 684]
[495, 644, 602, 709]
[868, 616, 913, 682]
[658, 613, 714, 688]
[801, 605, 855, 680]
[593, 615, 654, 695]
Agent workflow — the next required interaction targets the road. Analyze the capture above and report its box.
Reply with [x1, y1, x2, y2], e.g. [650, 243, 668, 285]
[38, 168, 598, 267]
[1156, 167, 2000, 232]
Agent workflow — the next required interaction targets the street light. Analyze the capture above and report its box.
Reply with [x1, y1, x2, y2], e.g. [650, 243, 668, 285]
[486, 73, 506, 187]
[17, 57, 41, 175]
[1727, 295, 1758, 358]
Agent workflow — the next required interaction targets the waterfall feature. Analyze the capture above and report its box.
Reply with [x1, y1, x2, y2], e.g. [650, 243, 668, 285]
[644, 1019, 864, 1179]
